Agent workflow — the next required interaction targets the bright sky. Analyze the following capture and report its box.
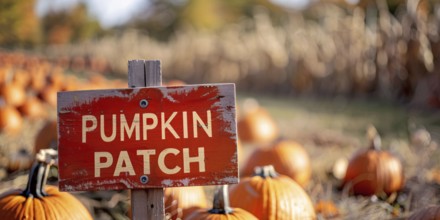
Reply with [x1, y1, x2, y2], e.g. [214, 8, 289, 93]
[36, 0, 309, 28]
[36, 0, 148, 28]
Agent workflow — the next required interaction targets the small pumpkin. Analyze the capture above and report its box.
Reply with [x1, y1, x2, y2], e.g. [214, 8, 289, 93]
[29, 70, 47, 92]
[241, 140, 311, 187]
[0, 149, 93, 220]
[164, 186, 208, 219]
[408, 206, 440, 220]
[237, 99, 279, 144]
[315, 200, 340, 218]
[185, 185, 257, 220]
[1, 83, 26, 107]
[34, 120, 58, 154]
[7, 148, 33, 172]
[342, 126, 404, 196]
[229, 165, 316, 220]
[38, 85, 58, 107]
[0, 104, 23, 135]
[17, 97, 47, 120]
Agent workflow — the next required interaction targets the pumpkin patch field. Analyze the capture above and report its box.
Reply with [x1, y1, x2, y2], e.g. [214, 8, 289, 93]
[1, 51, 440, 219]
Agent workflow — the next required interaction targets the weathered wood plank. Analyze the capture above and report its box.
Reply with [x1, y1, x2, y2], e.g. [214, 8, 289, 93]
[129, 60, 163, 220]
[57, 84, 238, 190]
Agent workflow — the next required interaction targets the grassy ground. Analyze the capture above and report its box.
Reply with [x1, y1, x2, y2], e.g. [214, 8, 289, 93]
[238, 93, 440, 219]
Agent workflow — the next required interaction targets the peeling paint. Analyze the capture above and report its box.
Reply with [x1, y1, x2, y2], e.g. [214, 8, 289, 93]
[58, 84, 238, 191]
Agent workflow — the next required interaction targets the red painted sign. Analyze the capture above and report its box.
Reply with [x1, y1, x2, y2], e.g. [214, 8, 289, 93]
[57, 84, 237, 191]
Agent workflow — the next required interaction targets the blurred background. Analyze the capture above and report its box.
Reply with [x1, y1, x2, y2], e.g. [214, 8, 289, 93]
[1, 0, 440, 219]
[1, 0, 439, 104]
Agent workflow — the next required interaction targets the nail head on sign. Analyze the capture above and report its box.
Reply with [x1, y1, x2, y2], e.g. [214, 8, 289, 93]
[140, 99, 149, 108]
[140, 175, 149, 184]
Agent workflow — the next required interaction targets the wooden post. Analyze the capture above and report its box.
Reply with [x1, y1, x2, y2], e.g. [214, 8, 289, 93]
[128, 60, 164, 220]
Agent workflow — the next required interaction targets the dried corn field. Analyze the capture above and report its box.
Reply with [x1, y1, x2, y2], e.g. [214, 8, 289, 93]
[42, 1, 440, 107]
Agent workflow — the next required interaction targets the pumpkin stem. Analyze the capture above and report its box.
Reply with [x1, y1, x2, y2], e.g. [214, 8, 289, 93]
[209, 185, 233, 214]
[367, 125, 382, 151]
[254, 165, 279, 178]
[22, 149, 58, 199]
[22, 161, 47, 198]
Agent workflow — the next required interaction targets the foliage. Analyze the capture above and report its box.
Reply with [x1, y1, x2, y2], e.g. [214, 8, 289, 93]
[42, 3, 102, 45]
[130, 0, 287, 40]
[0, 0, 41, 47]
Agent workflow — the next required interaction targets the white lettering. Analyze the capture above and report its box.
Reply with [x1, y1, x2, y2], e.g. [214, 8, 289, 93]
[120, 114, 140, 141]
[183, 147, 205, 173]
[100, 114, 117, 142]
[193, 110, 212, 138]
[161, 112, 179, 139]
[136, 149, 156, 174]
[94, 152, 113, 177]
[142, 113, 158, 140]
[158, 148, 181, 174]
[183, 111, 188, 139]
[82, 115, 97, 143]
[113, 151, 135, 176]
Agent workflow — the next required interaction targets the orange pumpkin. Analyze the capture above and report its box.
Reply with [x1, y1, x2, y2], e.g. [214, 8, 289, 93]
[315, 200, 340, 218]
[237, 99, 279, 144]
[164, 186, 208, 219]
[185, 185, 257, 220]
[342, 127, 404, 196]
[241, 140, 311, 187]
[0, 150, 93, 220]
[1, 83, 26, 107]
[38, 85, 58, 107]
[229, 165, 316, 220]
[0, 104, 23, 135]
[17, 97, 47, 120]
[409, 206, 440, 220]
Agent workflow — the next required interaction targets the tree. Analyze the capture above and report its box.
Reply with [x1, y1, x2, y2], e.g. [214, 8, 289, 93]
[0, 0, 41, 47]
[130, 0, 286, 40]
[42, 3, 102, 45]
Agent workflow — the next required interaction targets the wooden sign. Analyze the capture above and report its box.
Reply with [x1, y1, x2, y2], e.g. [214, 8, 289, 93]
[57, 83, 237, 191]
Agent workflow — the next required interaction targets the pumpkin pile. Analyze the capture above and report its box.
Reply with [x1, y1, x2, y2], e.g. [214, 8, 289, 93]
[0, 52, 125, 135]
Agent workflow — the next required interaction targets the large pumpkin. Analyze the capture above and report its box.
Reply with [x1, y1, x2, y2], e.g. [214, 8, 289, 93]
[241, 140, 311, 187]
[164, 186, 208, 219]
[237, 99, 279, 144]
[229, 165, 316, 220]
[185, 185, 257, 220]
[0, 150, 93, 220]
[342, 127, 404, 196]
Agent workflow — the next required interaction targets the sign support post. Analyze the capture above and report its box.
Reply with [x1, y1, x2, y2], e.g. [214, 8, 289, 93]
[128, 60, 164, 220]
